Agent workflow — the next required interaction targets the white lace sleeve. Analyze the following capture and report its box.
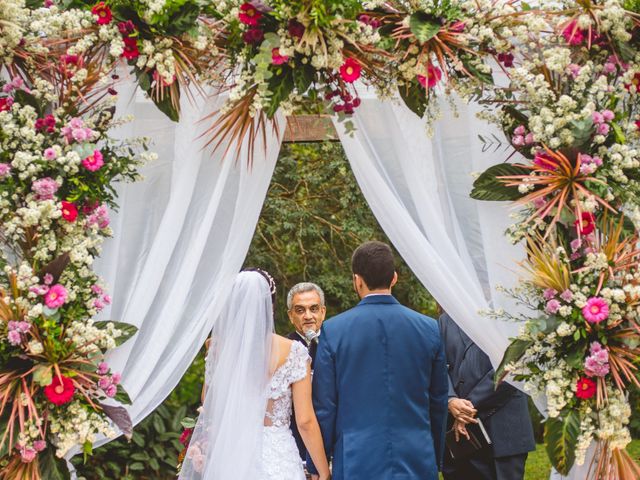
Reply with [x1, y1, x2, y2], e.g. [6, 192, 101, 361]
[288, 341, 311, 384]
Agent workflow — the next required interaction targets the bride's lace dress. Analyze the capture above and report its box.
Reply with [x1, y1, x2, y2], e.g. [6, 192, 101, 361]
[261, 341, 310, 480]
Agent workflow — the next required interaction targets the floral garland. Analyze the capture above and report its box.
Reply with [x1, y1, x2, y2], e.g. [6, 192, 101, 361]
[1, 0, 640, 479]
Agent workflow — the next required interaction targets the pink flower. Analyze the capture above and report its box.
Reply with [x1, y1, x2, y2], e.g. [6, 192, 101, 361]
[524, 133, 535, 145]
[602, 62, 617, 74]
[111, 372, 121, 385]
[340, 58, 362, 83]
[567, 63, 582, 78]
[103, 294, 112, 305]
[592, 111, 604, 124]
[43, 148, 57, 160]
[43, 273, 53, 285]
[94, 299, 105, 311]
[584, 341, 610, 377]
[97, 362, 109, 375]
[7, 330, 22, 346]
[105, 384, 117, 398]
[570, 238, 582, 252]
[91, 284, 103, 295]
[271, 48, 289, 65]
[560, 289, 573, 302]
[98, 376, 111, 389]
[511, 135, 525, 146]
[82, 150, 104, 172]
[20, 446, 37, 463]
[86, 204, 110, 229]
[543, 288, 557, 300]
[562, 20, 586, 45]
[596, 123, 610, 136]
[601, 110, 614, 122]
[545, 299, 561, 314]
[533, 151, 558, 170]
[513, 125, 526, 136]
[32, 177, 60, 200]
[44, 284, 68, 309]
[582, 297, 609, 324]
[239, 3, 262, 25]
[0, 163, 11, 178]
[33, 440, 46, 452]
[0, 97, 13, 112]
[417, 63, 443, 89]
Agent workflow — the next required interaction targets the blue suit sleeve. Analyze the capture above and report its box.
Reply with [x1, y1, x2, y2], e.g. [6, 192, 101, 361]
[306, 327, 337, 475]
[430, 335, 449, 470]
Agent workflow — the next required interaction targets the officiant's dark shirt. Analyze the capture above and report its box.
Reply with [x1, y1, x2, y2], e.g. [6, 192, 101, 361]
[287, 330, 317, 461]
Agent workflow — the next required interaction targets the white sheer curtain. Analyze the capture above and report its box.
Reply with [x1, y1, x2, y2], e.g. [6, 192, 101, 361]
[334, 93, 524, 368]
[94, 82, 282, 427]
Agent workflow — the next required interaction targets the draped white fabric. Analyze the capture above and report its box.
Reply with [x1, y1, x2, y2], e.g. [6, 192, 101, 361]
[94, 83, 282, 427]
[333, 95, 524, 368]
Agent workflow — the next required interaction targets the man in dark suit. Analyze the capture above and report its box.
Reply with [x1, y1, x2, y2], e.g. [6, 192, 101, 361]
[438, 312, 535, 480]
[286, 282, 327, 463]
[308, 241, 448, 480]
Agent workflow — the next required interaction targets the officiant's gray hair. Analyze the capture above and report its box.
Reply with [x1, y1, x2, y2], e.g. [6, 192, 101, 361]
[287, 282, 325, 310]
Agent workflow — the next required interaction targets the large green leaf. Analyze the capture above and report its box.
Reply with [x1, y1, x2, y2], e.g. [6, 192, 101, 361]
[93, 321, 138, 347]
[544, 410, 580, 475]
[409, 12, 441, 44]
[266, 71, 294, 118]
[471, 163, 530, 201]
[494, 338, 533, 385]
[39, 447, 71, 480]
[398, 81, 427, 118]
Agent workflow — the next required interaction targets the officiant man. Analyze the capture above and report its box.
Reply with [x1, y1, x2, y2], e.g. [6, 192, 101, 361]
[286, 282, 327, 462]
[438, 312, 535, 480]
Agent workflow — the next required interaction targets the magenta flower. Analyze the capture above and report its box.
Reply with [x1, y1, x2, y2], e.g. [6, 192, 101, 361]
[271, 48, 289, 65]
[0, 163, 11, 178]
[105, 384, 117, 398]
[44, 284, 68, 309]
[33, 440, 46, 452]
[7, 330, 22, 346]
[82, 150, 104, 172]
[562, 20, 586, 45]
[32, 177, 60, 200]
[97, 362, 109, 375]
[20, 446, 37, 463]
[582, 297, 609, 324]
[87, 203, 110, 229]
[43, 148, 58, 160]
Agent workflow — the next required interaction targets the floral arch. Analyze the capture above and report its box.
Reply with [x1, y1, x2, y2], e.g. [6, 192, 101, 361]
[0, 0, 640, 479]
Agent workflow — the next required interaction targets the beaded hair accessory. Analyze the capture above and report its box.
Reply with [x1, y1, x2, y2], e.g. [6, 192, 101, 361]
[244, 268, 277, 305]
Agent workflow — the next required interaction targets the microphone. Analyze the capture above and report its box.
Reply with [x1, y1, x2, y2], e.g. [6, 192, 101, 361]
[303, 329, 320, 344]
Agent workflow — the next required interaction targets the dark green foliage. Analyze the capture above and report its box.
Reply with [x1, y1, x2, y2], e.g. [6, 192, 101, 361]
[244, 141, 437, 333]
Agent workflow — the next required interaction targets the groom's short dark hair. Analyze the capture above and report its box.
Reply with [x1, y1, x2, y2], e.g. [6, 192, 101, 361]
[351, 241, 395, 290]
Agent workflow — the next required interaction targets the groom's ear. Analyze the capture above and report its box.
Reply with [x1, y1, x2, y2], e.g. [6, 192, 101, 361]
[390, 271, 398, 288]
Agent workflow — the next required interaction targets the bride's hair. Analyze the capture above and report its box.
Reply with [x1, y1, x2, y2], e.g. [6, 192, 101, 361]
[243, 267, 277, 306]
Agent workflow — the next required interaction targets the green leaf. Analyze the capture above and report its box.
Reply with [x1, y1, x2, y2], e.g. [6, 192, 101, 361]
[544, 410, 580, 475]
[151, 92, 180, 122]
[495, 338, 533, 385]
[129, 462, 145, 471]
[471, 163, 530, 201]
[181, 416, 197, 429]
[570, 118, 594, 148]
[39, 447, 71, 480]
[409, 12, 441, 44]
[14, 89, 42, 115]
[149, 457, 160, 471]
[266, 71, 294, 118]
[398, 81, 427, 118]
[153, 414, 166, 434]
[93, 321, 138, 347]
[114, 384, 133, 405]
[611, 122, 626, 143]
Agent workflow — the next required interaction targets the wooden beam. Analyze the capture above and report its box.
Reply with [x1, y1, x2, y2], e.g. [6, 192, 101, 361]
[283, 115, 339, 143]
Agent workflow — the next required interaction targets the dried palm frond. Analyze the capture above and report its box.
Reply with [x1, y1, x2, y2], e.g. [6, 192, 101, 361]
[521, 232, 572, 293]
[588, 440, 640, 480]
[499, 147, 615, 235]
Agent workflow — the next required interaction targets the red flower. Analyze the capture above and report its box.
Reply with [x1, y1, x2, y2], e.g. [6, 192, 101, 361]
[339, 58, 361, 83]
[117, 20, 136, 35]
[179, 427, 194, 446]
[497, 52, 514, 68]
[417, 64, 443, 89]
[271, 48, 289, 65]
[575, 212, 595, 235]
[575, 377, 596, 400]
[35, 115, 56, 134]
[122, 37, 140, 60]
[635, 119, 640, 131]
[44, 375, 75, 406]
[287, 19, 305, 39]
[242, 28, 264, 45]
[91, 2, 112, 25]
[0, 97, 12, 112]
[238, 3, 262, 26]
[61, 201, 78, 222]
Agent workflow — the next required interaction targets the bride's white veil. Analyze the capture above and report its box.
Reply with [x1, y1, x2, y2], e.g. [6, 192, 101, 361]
[179, 270, 275, 479]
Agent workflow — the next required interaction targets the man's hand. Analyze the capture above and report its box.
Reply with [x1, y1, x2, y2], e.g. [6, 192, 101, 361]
[453, 418, 470, 442]
[448, 398, 477, 424]
[310, 475, 319, 480]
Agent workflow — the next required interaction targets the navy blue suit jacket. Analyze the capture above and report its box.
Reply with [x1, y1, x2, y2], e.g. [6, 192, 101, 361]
[308, 295, 448, 479]
[438, 313, 535, 458]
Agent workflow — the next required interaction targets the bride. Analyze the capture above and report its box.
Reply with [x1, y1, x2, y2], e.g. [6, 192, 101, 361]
[179, 270, 331, 480]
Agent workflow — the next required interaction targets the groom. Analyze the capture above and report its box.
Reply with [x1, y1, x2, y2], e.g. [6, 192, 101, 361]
[308, 241, 448, 479]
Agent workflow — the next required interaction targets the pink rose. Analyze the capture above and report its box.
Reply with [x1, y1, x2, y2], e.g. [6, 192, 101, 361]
[98, 376, 111, 389]
[20, 446, 37, 463]
[545, 299, 561, 314]
[111, 372, 121, 385]
[43, 148, 58, 160]
[32, 177, 60, 200]
[44, 284, 68, 309]
[33, 440, 46, 452]
[105, 384, 117, 398]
